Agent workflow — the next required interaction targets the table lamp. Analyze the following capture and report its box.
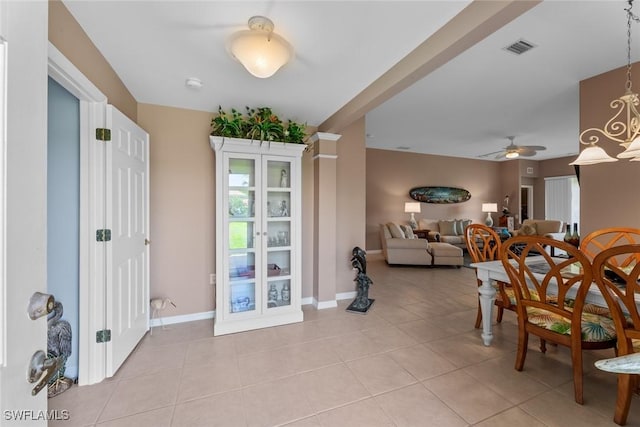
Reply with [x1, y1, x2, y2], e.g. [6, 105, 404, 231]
[404, 202, 421, 229]
[482, 203, 497, 227]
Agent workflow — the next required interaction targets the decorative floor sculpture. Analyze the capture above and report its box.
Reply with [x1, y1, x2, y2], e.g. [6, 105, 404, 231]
[346, 246, 375, 314]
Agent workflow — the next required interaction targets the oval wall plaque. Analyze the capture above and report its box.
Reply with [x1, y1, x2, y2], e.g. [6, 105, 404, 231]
[409, 186, 471, 204]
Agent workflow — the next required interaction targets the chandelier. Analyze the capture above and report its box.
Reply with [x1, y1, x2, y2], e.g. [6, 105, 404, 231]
[571, 0, 640, 165]
[227, 16, 293, 79]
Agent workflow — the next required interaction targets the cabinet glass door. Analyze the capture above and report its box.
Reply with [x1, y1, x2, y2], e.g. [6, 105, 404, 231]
[228, 157, 257, 314]
[265, 159, 292, 309]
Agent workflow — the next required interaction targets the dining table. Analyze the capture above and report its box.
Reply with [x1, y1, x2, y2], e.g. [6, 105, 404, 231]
[470, 256, 610, 346]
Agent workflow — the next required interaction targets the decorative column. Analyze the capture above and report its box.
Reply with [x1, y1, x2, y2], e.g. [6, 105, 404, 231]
[311, 132, 341, 308]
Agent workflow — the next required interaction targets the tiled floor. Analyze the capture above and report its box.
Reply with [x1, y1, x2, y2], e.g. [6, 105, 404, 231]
[49, 254, 640, 426]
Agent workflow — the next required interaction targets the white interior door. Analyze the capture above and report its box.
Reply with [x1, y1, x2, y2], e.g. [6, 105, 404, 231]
[105, 105, 150, 376]
[0, 1, 49, 423]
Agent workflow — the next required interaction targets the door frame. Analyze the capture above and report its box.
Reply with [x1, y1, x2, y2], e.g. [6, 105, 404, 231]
[48, 43, 108, 385]
[520, 184, 534, 222]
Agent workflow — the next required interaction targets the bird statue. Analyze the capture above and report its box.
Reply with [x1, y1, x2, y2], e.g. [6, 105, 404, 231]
[150, 297, 176, 335]
[46, 301, 73, 397]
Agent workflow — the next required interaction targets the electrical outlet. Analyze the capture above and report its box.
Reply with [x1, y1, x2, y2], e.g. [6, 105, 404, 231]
[209, 274, 216, 285]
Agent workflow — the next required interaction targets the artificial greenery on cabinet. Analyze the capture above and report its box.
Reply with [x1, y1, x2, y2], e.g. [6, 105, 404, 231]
[210, 106, 306, 144]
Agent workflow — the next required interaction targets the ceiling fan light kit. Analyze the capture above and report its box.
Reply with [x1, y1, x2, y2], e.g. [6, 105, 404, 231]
[227, 16, 293, 79]
[572, 0, 640, 165]
[479, 136, 545, 160]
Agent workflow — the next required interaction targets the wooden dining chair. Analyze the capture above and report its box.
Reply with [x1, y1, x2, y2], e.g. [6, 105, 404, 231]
[581, 227, 640, 265]
[592, 244, 640, 425]
[465, 224, 514, 328]
[501, 235, 618, 405]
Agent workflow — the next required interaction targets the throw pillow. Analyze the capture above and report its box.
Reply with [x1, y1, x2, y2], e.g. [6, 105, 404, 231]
[454, 219, 464, 235]
[387, 222, 405, 239]
[438, 220, 457, 236]
[462, 219, 472, 234]
[401, 225, 416, 239]
[520, 223, 538, 235]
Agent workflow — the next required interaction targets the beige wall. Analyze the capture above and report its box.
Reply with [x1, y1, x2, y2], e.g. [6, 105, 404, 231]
[137, 104, 216, 315]
[366, 149, 502, 250]
[49, 0, 137, 122]
[335, 118, 367, 293]
[580, 65, 640, 235]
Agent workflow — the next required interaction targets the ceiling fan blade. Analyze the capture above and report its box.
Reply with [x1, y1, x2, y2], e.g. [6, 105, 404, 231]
[478, 150, 503, 158]
[495, 153, 507, 159]
[519, 151, 537, 157]
[521, 145, 546, 151]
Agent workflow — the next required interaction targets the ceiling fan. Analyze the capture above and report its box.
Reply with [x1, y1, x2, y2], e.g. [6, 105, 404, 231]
[478, 136, 546, 160]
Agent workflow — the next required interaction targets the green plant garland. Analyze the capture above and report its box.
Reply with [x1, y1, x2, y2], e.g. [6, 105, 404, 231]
[211, 106, 307, 144]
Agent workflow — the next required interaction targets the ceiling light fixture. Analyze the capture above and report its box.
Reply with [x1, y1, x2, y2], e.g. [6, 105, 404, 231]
[571, 0, 640, 165]
[227, 16, 293, 79]
[505, 151, 519, 159]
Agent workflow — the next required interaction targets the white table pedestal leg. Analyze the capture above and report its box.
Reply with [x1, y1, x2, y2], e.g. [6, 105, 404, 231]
[476, 269, 496, 346]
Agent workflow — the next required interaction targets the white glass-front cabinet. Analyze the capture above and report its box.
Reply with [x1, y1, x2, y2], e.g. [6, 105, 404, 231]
[210, 136, 305, 335]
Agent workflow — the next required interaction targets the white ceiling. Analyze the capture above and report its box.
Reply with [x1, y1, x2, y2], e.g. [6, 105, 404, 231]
[63, 1, 637, 162]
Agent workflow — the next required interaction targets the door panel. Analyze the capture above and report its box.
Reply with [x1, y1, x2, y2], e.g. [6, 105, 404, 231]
[106, 106, 149, 376]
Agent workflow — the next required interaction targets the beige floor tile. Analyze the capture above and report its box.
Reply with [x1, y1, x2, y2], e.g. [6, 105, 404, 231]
[233, 326, 287, 356]
[282, 415, 322, 426]
[473, 407, 547, 426]
[171, 390, 245, 427]
[96, 406, 173, 427]
[370, 304, 422, 324]
[387, 343, 458, 381]
[375, 383, 467, 427]
[116, 342, 186, 380]
[346, 353, 417, 395]
[98, 368, 181, 422]
[360, 325, 418, 352]
[285, 338, 342, 373]
[326, 331, 382, 361]
[242, 375, 315, 427]
[237, 346, 297, 386]
[48, 382, 118, 427]
[316, 398, 394, 427]
[519, 389, 615, 426]
[395, 319, 454, 343]
[425, 330, 514, 368]
[423, 369, 513, 424]
[462, 354, 550, 405]
[177, 357, 242, 402]
[298, 363, 370, 413]
[184, 335, 236, 366]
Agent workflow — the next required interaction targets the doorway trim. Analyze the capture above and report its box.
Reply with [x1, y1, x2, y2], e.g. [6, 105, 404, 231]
[521, 184, 533, 222]
[48, 42, 107, 385]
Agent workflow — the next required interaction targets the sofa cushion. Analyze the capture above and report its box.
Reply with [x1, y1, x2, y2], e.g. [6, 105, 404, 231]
[440, 235, 464, 245]
[418, 219, 439, 231]
[532, 220, 563, 235]
[429, 242, 463, 257]
[387, 222, 405, 239]
[438, 220, 458, 236]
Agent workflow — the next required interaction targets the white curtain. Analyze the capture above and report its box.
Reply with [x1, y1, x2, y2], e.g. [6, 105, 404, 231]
[545, 176, 579, 227]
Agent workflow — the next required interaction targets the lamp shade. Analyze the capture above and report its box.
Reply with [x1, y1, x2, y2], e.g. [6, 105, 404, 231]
[617, 136, 640, 159]
[228, 16, 293, 79]
[569, 145, 619, 165]
[404, 202, 421, 213]
[481, 203, 497, 213]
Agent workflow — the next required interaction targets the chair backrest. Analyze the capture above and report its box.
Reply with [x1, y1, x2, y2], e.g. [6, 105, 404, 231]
[592, 244, 640, 354]
[465, 224, 501, 263]
[580, 227, 640, 267]
[501, 236, 594, 335]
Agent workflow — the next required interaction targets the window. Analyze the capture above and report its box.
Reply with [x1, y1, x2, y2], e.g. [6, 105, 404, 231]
[545, 176, 579, 227]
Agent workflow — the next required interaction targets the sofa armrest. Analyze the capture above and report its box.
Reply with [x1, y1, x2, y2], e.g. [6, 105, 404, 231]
[544, 232, 565, 241]
[428, 231, 441, 242]
[386, 238, 430, 250]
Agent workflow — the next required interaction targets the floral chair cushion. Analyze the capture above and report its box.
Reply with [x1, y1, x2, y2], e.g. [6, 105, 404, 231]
[525, 307, 617, 342]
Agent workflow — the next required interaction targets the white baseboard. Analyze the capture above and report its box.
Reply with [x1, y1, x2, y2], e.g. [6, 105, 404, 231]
[149, 310, 215, 328]
[153, 292, 358, 324]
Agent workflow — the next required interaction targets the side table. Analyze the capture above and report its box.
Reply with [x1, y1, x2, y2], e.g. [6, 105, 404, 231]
[413, 229, 439, 242]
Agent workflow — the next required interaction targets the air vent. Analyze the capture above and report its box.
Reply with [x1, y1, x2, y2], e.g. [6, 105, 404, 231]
[504, 39, 536, 55]
[396, 146, 411, 150]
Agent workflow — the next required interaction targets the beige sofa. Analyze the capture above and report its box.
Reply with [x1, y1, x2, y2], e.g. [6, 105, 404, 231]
[510, 219, 564, 240]
[417, 218, 472, 249]
[379, 223, 463, 266]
